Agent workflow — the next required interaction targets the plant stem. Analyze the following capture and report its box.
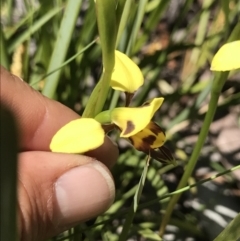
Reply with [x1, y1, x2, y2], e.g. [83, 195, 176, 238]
[118, 160, 149, 241]
[159, 71, 229, 236]
[82, 0, 116, 117]
[94, 110, 111, 123]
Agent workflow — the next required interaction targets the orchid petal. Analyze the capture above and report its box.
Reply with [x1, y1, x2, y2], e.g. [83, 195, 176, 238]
[110, 50, 144, 93]
[211, 41, 240, 71]
[111, 98, 164, 137]
[129, 122, 166, 152]
[50, 118, 104, 153]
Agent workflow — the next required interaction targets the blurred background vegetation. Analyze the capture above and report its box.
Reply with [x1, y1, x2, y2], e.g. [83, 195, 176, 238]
[1, 0, 240, 240]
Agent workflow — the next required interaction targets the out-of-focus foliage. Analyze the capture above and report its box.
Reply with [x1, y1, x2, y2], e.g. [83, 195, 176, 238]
[1, 0, 240, 240]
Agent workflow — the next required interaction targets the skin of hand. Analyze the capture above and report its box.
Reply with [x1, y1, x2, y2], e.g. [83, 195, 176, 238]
[0, 66, 118, 241]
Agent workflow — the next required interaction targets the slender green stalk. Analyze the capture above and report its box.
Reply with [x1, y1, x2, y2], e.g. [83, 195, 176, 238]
[126, 0, 148, 54]
[118, 161, 149, 241]
[22, 2, 34, 79]
[8, 7, 62, 53]
[42, 0, 82, 98]
[115, 0, 127, 38]
[30, 39, 97, 87]
[0, 27, 9, 69]
[118, 202, 135, 241]
[183, 0, 214, 91]
[159, 71, 229, 236]
[109, 90, 120, 110]
[141, 165, 240, 210]
[82, 0, 116, 117]
[110, 0, 147, 110]
[214, 212, 240, 241]
[7, 0, 13, 25]
[116, 0, 132, 47]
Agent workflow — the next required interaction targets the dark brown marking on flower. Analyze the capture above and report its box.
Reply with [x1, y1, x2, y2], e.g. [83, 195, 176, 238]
[125, 92, 134, 107]
[123, 121, 135, 135]
[142, 102, 151, 107]
[128, 137, 134, 145]
[142, 135, 156, 146]
[149, 146, 174, 164]
[102, 123, 116, 134]
[130, 136, 148, 152]
[135, 143, 149, 152]
[149, 122, 165, 136]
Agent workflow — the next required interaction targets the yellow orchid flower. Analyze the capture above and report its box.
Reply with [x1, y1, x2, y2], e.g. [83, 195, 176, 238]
[50, 99, 173, 164]
[129, 121, 174, 164]
[129, 121, 166, 151]
[111, 97, 164, 138]
[111, 50, 144, 93]
[110, 97, 174, 163]
[95, 97, 174, 162]
[50, 118, 104, 153]
[210, 41, 240, 71]
[50, 98, 163, 154]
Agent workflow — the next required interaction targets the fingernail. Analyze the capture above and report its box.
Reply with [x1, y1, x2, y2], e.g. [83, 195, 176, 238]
[55, 161, 115, 225]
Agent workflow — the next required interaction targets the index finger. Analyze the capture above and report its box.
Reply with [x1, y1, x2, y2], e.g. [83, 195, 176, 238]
[0, 66, 118, 166]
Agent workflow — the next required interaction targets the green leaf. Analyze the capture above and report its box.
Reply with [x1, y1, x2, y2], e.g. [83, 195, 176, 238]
[0, 28, 10, 69]
[8, 7, 62, 53]
[138, 229, 162, 241]
[83, 0, 117, 117]
[133, 160, 149, 211]
[118, 159, 149, 241]
[95, 0, 116, 72]
[213, 213, 240, 241]
[42, 0, 83, 98]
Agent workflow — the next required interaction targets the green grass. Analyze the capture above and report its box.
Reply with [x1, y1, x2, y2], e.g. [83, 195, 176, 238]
[1, 0, 240, 240]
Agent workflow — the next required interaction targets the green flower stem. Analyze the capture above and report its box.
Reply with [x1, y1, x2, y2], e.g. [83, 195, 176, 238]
[159, 71, 229, 236]
[110, 0, 148, 110]
[94, 110, 112, 124]
[116, 0, 131, 47]
[83, 0, 116, 117]
[83, 70, 112, 117]
[118, 160, 149, 241]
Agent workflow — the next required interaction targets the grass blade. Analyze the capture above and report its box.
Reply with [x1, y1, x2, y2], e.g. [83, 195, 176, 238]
[118, 158, 149, 241]
[213, 213, 240, 241]
[42, 0, 83, 98]
[8, 6, 62, 53]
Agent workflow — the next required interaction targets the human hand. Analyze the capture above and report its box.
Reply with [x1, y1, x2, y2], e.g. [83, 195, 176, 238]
[1, 66, 118, 241]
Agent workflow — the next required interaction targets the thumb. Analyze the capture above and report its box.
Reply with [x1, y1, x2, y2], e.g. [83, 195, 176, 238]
[18, 151, 115, 241]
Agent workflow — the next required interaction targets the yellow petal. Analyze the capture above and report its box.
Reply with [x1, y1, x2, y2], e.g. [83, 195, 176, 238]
[211, 41, 240, 71]
[129, 122, 166, 152]
[110, 50, 144, 93]
[50, 118, 104, 153]
[111, 97, 164, 137]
